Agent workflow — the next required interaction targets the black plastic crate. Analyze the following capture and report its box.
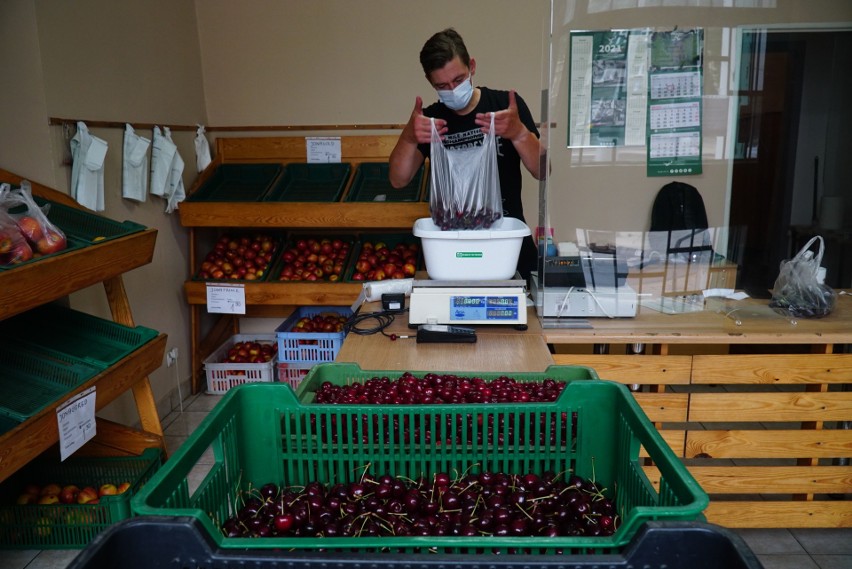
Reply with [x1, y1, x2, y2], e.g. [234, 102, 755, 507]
[346, 162, 424, 202]
[264, 163, 351, 202]
[187, 163, 284, 202]
[68, 518, 764, 569]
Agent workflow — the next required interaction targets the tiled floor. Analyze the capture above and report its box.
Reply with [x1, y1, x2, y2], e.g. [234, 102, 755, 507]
[2, 392, 850, 569]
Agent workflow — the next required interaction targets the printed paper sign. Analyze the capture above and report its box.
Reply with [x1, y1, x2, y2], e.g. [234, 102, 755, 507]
[306, 137, 341, 163]
[206, 284, 246, 314]
[57, 387, 96, 461]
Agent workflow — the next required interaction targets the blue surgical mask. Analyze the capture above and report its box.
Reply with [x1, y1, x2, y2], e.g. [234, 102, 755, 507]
[437, 76, 474, 111]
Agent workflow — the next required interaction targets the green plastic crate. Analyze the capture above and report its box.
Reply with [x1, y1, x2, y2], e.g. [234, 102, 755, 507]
[0, 344, 102, 422]
[346, 162, 423, 202]
[186, 163, 284, 202]
[294, 363, 589, 403]
[131, 371, 708, 554]
[264, 163, 351, 202]
[0, 304, 159, 369]
[0, 448, 162, 549]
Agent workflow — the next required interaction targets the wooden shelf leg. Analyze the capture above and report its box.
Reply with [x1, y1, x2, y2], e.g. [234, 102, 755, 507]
[102, 275, 165, 442]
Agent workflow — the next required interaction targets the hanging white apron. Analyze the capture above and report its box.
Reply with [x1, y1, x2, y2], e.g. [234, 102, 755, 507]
[163, 127, 186, 213]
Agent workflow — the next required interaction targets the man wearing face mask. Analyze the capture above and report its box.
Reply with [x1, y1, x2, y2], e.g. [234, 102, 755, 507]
[389, 28, 544, 280]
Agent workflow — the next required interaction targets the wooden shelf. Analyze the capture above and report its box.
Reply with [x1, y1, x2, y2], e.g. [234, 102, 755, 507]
[0, 334, 167, 483]
[178, 201, 429, 228]
[180, 134, 423, 392]
[0, 171, 166, 484]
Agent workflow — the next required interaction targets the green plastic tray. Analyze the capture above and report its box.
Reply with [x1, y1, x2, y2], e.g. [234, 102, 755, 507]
[131, 369, 708, 554]
[0, 344, 102, 422]
[264, 163, 351, 202]
[0, 409, 21, 437]
[0, 304, 159, 369]
[186, 163, 284, 202]
[33, 197, 146, 244]
[346, 162, 423, 202]
[0, 448, 162, 549]
[0, 234, 87, 272]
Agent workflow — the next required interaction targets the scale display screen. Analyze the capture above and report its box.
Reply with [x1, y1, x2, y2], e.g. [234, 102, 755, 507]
[450, 295, 519, 321]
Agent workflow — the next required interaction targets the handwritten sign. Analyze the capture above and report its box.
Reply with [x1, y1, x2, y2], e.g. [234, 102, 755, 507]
[306, 137, 341, 163]
[206, 284, 246, 314]
[57, 387, 96, 461]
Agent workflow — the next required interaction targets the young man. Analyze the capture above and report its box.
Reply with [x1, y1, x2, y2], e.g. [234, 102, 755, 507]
[389, 28, 544, 280]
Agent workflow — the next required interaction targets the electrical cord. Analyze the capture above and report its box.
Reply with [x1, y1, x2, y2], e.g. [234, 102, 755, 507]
[344, 308, 412, 340]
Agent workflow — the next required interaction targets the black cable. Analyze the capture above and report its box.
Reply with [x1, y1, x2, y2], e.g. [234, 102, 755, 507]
[344, 308, 409, 338]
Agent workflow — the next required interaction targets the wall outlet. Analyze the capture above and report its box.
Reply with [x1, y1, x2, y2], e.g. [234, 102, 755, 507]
[166, 347, 179, 367]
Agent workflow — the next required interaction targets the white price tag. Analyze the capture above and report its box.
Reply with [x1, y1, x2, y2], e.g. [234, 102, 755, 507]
[206, 284, 246, 314]
[306, 137, 341, 163]
[57, 387, 96, 461]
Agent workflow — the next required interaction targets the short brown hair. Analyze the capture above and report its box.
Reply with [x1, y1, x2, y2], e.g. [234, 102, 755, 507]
[419, 28, 471, 75]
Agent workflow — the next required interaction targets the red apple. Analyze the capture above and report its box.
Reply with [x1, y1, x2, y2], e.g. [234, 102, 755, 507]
[77, 487, 99, 504]
[35, 230, 66, 255]
[15, 216, 43, 242]
[98, 483, 118, 497]
[116, 482, 131, 494]
[59, 484, 80, 504]
[40, 483, 61, 497]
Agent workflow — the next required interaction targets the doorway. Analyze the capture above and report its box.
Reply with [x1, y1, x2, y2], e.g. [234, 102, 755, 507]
[731, 28, 852, 295]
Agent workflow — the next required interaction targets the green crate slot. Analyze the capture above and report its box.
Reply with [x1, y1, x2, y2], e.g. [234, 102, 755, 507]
[0, 234, 87, 272]
[0, 448, 162, 549]
[0, 304, 159, 369]
[264, 163, 351, 202]
[294, 362, 593, 402]
[187, 163, 284, 202]
[343, 232, 422, 282]
[132, 368, 708, 554]
[346, 162, 423, 202]
[0, 345, 102, 421]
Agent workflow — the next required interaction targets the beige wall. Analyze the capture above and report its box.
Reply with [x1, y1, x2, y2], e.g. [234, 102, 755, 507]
[0, 0, 850, 427]
[0, 0, 206, 424]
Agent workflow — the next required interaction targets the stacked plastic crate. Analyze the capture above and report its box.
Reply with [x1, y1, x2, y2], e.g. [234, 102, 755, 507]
[274, 306, 353, 389]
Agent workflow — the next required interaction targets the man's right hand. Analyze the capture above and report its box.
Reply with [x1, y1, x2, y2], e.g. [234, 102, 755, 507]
[405, 96, 446, 144]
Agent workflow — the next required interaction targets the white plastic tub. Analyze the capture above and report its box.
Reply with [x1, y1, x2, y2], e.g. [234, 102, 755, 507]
[413, 217, 531, 280]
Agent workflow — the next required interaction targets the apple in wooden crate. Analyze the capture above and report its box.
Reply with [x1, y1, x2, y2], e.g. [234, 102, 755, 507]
[276, 237, 351, 282]
[196, 232, 277, 281]
[350, 240, 418, 281]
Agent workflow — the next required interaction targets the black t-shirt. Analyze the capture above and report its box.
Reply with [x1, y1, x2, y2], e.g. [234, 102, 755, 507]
[418, 87, 540, 224]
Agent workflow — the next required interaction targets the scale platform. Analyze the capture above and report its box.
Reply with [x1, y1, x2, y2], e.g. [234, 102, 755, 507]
[408, 275, 528, 329]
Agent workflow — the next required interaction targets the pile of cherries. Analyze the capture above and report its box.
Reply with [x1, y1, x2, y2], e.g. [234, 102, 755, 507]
[431, 206, 502, 230]
[313, 373, 566, 405]
[308, 373, 575, 446]
[220, 470, 618, 541]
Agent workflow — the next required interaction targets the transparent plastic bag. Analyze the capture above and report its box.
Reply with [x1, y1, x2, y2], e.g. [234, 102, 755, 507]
[0, 185, 34, 265]
[769, 235, 836, 318]
[3, 181, 68, 256]
[429, 113, 502, 230]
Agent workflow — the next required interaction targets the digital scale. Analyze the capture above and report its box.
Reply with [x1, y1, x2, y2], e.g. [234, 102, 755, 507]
[408, 276, 528, 329]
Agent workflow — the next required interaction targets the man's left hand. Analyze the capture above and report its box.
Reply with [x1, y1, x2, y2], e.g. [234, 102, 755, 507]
[475, 90, 529, 143]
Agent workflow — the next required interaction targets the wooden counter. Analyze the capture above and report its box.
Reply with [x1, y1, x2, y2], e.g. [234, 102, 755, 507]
[333, 294, 852, 529]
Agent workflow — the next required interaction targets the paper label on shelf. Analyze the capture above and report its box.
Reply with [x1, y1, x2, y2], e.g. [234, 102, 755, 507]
[206, 284, 246, 314]
[306, 137, 341, 163]
[57, 387, 96, 461]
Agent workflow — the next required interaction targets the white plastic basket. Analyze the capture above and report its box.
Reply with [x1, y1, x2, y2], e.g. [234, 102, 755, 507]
[203, 334, 277, 395]
[277, 362, 313, 390]
[413, 217, 531, 280]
